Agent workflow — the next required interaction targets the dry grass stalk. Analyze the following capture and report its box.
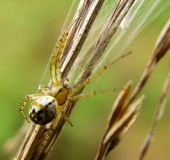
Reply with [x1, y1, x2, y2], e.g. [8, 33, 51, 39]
[76, 0, 135, 86]
[138, 20, 170, 158]
[61, 0, 106, 78]
[138, 72, 170, 160]
[11, 0, 135, 160]
[95, 18, 170, 160]
[126, 18, 170, 107]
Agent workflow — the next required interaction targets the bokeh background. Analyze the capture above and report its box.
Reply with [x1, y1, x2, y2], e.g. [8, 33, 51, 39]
[0, 0, 170, 160]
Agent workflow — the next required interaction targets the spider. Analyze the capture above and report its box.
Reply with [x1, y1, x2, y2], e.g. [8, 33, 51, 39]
[20, 25, 131, 127]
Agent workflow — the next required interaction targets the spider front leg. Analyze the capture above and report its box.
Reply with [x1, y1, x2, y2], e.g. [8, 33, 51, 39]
[70, 51, 132, 97]
[20, 94, 46, 123]
[50, 26, 70, 85]
[38, 85, 51, 93]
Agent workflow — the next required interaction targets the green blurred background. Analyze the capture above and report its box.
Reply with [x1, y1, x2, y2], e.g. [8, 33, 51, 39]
[0, 0, 170, 160]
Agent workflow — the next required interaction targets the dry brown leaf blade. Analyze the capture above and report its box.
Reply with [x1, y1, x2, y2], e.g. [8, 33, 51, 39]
[107, 80, 132, 129]
[104, 95, 145, 155]
[95, 79, 145, 160]
[154, 18, 170, 63]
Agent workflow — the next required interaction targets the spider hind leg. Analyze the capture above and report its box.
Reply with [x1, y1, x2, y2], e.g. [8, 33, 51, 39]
[57, 106, 73, 127]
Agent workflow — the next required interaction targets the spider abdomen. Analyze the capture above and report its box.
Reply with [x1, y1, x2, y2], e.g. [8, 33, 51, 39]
[29, 96, 57, 125]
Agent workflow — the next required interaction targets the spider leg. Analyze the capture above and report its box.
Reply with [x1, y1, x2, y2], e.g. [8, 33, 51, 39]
[70, 51, 132, 97]
[69, 89, 118, 102]
[50, 19, 78, 86]
[20, 94, 47, 123]
[38, 85, 51, 93]
[57, 105, 73, 127]
[50, 27, 70, 86]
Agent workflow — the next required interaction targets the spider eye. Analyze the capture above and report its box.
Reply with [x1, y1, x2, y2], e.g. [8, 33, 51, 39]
[63, 83, 68, 88]
[29, 96, 57, 125]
